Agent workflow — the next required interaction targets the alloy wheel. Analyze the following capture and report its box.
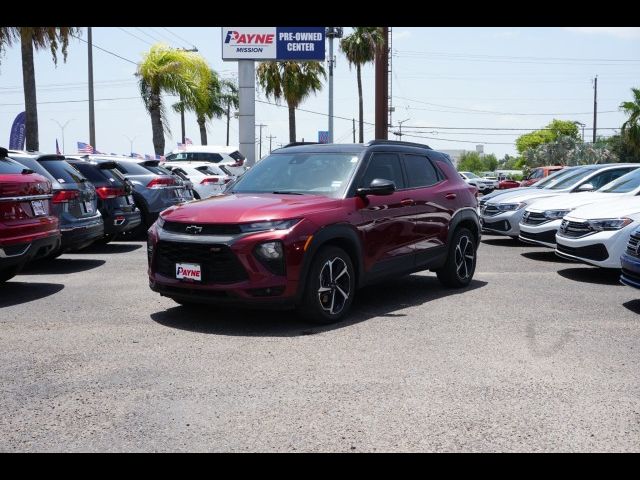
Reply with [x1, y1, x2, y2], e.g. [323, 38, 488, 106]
[317, 257, 351, 315]
[455, 235, 475, 280]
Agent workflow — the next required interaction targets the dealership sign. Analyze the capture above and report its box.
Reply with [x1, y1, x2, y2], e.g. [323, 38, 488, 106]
[222, 27, 325, 61]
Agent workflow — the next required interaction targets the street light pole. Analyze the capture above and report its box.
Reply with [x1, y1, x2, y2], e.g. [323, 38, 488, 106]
[50, 118, 74, 153]
[325, 27, 343, 144]
[123, 134, 139, 155]
[393, 118, 410, 139]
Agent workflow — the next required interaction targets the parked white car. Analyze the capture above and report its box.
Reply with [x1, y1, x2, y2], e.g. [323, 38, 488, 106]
[555, 196, 640, 269]
[162, 161, 234, 199]
[480, 164, 639, 238]
[520, 168, 640, 247]
[164, 145, 248, 177]
[459, 171, 494, 193]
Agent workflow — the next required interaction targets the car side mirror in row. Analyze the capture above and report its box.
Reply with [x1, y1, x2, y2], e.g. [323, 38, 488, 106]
[356, 178, 396, 197]
[577, 183, 595, 192]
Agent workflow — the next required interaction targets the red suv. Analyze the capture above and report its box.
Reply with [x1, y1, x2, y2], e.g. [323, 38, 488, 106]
[148, 141, 480, 323]
[0, 147, 60, 282]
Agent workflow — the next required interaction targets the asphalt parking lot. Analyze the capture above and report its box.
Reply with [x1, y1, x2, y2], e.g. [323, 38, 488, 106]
[1, 235, 639, 452]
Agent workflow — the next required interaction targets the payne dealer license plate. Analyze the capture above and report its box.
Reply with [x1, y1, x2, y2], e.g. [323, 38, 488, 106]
[31, 200, 47, 216]
[175, 263, 201, 282]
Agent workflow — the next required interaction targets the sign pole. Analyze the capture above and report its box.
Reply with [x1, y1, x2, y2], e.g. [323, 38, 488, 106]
[238, 60, 256, 167]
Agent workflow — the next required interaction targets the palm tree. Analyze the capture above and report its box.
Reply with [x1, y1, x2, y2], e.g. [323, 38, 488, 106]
[0, 27, 80, 151]
[620, 87, 640, 157]
[340, 27, 384, 143]
[256, 61, 326, 143]
[220, 79, 239, 146]
[172, 70, 225, 145]
[137, 44, 212, 155]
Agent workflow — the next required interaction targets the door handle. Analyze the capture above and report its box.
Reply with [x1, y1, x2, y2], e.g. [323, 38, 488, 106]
[445, 193, 457, 200]
[400, 198, 415, 206]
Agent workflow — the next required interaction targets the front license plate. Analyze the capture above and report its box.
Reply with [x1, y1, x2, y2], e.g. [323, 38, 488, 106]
[31, 200, 47, 216]
[84, 201, 94, 213]
[176, 263, 201, 282]
[127, 195, 134, 204]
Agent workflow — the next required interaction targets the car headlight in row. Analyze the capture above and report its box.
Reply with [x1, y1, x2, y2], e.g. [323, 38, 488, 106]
[543, 209, 572, 220]
[587, 217, 633, 231]
[239, 218, 301, 233]
[494, 202, 527, 212]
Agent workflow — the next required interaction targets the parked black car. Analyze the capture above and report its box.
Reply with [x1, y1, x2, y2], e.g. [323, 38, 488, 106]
[65, 157, 142, 243]
[9, 151, 103, 257]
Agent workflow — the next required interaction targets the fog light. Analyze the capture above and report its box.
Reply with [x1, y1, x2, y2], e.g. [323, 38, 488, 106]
[256, 241, 283, 260]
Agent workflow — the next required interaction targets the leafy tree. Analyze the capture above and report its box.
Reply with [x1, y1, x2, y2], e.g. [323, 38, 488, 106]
[457, 152, 484, 173]
[515, 119, 581, 155]
[0, 27, 81, 150]
[605, 134, 639, 163]
[256, 61, 326, 143]
[620, 87, 640, 156]
[482, 153, 498, 172]
[340, 27, 384, 143]
[137, 44, 212, 155]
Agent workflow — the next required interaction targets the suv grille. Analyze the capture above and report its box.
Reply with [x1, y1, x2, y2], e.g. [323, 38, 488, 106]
[156, 240, 248, 284]
[163, 221, 242, 236]
[558, 220, 592, 238]
[522, 211, 549, 225]
[626, 233, 640, 258]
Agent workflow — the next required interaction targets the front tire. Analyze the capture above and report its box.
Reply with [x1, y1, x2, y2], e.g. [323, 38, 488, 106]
[0, 266, 21, 283]
[298, 246, 356, 324]
[436, 227, 477, 288]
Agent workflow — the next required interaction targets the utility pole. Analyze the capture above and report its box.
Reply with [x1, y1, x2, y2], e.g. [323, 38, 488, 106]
[256, 123, 267, 159]
[393, 118, 410, 140]
[177, 47, 199, 144]
[326, 27, 343, 143]
[267, 134, 276, 153]
[593, 75, 598, 144]
[87, 27, 96, 149]
[50, 118, 74, 154]
[352, 118, 356, 143]
[374, 27, 389, 140]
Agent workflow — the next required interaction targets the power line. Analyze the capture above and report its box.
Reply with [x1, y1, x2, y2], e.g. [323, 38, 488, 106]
[256, 99, 376, 126]
[116, 27, 154, 46]
[399, 132, 514, 145]
[159, 27, 195, 49]
[147, 27, 181, 46]
[399, 125, 620, 131]
[133, 27, 163, 44]
[72, 34, 137, 65]
[0, 95, 178, 107]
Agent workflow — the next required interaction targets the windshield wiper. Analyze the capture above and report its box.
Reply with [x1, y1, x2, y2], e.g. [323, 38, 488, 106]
[272, 191, 304, 195]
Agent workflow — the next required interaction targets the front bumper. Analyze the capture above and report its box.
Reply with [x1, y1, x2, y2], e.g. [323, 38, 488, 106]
[555, 223, 637, 269]
[480, 208, 526, 237]
[519, 218, 562, 248]
[620, 252, 640, 289]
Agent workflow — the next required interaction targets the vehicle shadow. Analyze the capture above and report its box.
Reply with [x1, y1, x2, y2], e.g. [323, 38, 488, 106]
[481, 237, 522, 247]
[0, 282, 64, 308]
[75, 242, 143, 254]
[557, 267, 622, 286]
[149, 275, 488, 337]
[20, 258, 105, 275]
[622, 299, 640, 314]
[521, 251, 575, 263]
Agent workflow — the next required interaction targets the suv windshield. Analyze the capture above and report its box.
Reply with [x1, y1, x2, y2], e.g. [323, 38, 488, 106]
[545, 167, 594, 190]
[598, 168, 640, 194]
[231, 152, 360, 198]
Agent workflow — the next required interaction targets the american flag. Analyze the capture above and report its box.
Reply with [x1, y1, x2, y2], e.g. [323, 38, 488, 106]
[177, 142, 186, 151]
[155, 154, 166, 162]
[185, 137, 193, 145]
[77, 142, 94, 154]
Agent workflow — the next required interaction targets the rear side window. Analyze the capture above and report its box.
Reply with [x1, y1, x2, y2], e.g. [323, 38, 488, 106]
[585, 168, 637, 190]
[145, 165, 172, 175]
[9, 156, 54, 179]
[39, 159, 87, 185]
[360, 153, 405, 189]
[1, 157, 35, 174]
[70, 162, 125, 186]
[229, 150, 245, 161]
[166, 152, 224, 162]
[403, 154, 441, 188]
[115, 162, 152, 175]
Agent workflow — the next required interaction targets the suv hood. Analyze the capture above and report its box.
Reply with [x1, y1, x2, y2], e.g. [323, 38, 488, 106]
[161, 193, 342, 224]
[566, 196, 640, 221]
[527, 192, 626, 212]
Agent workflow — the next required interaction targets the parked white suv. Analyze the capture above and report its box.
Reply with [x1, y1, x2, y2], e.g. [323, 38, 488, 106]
[555, 196, 640, 269]
[162, 161, 234, 199]
[480, 164, 638, 239]
[164, 145, 247, 177]
[459, 171, 494, 194]
[519, 168, 640, 247]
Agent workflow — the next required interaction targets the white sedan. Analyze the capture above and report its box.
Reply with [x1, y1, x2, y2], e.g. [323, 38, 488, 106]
[162, 162, 234, 199]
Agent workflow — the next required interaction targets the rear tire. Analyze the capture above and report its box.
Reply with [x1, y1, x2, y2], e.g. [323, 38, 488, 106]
[436, 227, 477, 288]
[297, 246, 356, 324]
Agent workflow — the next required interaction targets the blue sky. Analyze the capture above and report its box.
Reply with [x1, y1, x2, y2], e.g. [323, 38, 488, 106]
[0, 27, 639, 159]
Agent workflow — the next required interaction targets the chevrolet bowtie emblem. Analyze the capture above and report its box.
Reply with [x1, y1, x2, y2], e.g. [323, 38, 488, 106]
[185, 225, 203, 234]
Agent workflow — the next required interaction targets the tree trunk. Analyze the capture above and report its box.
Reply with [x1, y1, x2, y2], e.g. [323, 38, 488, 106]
[197, 115, 207, 145]
[288, 103, 296, 143]
[149, 88, 165, 155]
[20, 29, 39, 151]
[225, 104, 230, 146]
[357, 63, 364, 143]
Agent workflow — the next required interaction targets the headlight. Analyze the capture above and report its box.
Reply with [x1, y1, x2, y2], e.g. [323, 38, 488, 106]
[543, 209, 572, 220]
[495, 202, 527, 212]
[255, 241, 284, 260]
[587, 218, 633, 231]
[239, 218, 300, 233]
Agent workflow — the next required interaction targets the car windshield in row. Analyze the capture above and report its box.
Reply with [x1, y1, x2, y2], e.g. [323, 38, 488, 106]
[230, 152, 360, 198]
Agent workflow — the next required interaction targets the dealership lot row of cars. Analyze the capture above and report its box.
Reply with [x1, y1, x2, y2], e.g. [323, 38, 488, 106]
[477, 163, 640, 292]
[0, 146, 245, 283]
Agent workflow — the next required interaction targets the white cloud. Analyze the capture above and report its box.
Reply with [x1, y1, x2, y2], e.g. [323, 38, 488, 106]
[564, 27, 640, 39]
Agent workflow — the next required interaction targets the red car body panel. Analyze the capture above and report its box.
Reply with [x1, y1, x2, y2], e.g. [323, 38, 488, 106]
[498, 179, 521, 189]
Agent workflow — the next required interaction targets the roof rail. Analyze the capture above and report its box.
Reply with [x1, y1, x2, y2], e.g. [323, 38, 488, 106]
[283, 141, 321, 148]
[366, 139, 431, 150]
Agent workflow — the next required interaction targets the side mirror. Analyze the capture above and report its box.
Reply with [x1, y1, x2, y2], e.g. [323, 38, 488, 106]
[357, 178, 396, 197]
[577, 183, 594, 192]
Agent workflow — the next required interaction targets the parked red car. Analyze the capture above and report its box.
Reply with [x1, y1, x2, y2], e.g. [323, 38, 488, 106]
[498, 178, 521, 189]
[520, 166, 564, 187]
[0, 147, 60, 282]
[148, 141, 480, 323]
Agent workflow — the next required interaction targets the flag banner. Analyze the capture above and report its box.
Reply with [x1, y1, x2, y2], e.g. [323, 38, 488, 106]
[185, 138, 193, 145]
[318, 131, 329, 144]
[77, 142, 94, 154]
[9, 111, 26, 150]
